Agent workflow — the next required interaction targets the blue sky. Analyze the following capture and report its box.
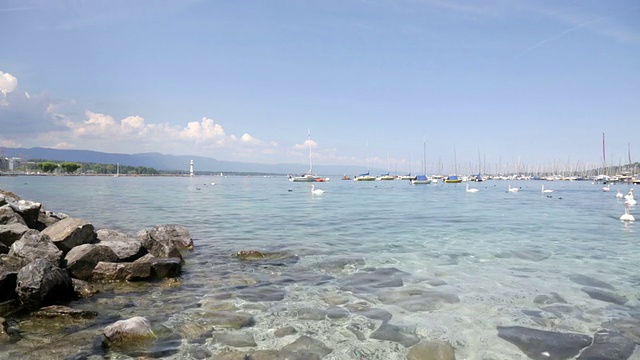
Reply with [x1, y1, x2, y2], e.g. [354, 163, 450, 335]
[1, 0, 639, 174]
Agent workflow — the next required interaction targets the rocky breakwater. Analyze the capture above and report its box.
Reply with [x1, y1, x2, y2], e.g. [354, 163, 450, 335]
[0, 190, 192, 350]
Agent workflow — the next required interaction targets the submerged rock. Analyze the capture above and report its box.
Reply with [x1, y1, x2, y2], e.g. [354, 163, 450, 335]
[378, 288, 460, 312]
[280, 335, 333, 359]
[102, 316, 155, 348]
[407, 340, 456, 360]
[497, 325, 592, 360]
[340, 267, 407, 293]
[237, 285, 286, 302]
[233, 250, 299, 266]
[32, 305, 97, 319]
[569, 274, 615, 290]
[577, 329, 635, 360]
[370, 322, 420, 348]
[581, 287, 628, 305]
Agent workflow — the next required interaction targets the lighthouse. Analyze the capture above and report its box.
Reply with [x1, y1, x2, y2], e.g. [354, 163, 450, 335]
[189, 160, 194, 177]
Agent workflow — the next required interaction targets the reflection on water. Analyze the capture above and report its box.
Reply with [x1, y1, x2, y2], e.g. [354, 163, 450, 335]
[0, 176, 637, 359]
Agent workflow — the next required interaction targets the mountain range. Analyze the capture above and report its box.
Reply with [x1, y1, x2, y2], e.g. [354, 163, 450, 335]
[0, 147, 377, 176]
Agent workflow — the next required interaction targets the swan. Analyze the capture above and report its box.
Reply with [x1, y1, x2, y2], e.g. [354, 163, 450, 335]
[620, 204, 635, 222]
[311, 184, 325, 195]
[508, 185, 519, 193]
[542, 184, 554, 193]
[616, 189, 624, 199]
[624, 189, 635, 201]
[602, 184, 610, 192]
[466, 184, 478, 193]
[626, 197, 637, 206]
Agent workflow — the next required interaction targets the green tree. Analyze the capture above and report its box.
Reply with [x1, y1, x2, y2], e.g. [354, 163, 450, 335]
[37, 162, 59, 173]
[60, 162, 81, 174]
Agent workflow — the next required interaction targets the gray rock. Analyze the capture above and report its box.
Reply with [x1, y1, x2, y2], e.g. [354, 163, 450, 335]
[370, 322, 420, 348]
[569, 274, 615, 290]
[133, 254, 181, 278]
[15, 259, 74, 310]
[65, 244, 119, 280]
[577, 329, 635, 360]
[0, 223, 30, 249]
[297, 307, 326, 320]
[0, 205, 27, 226]
[9, 229, 63, 266]
[96, 229, 147, 262]
[327, 306, 350, 319]
[203, 311, 254, 329]
[42, 218, 95, 253]
[581, 287, 628, 305]
[147, 224, 193, 249]
[102, 316, 154, 347]
[37, 210, 67, 229]
[8, 200, 41, 228]
[91, 261, 152, 282]
[497, 326, 592, 360]
[137, 229, 183, 263]
[496, 249, 551, 261]
[357, 308, 393, 321]
[0, 254, 27, 302]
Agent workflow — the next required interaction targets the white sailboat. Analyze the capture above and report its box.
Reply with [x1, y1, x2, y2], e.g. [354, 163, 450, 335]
[354, 141, 376, 181]
[114, 163, 120, 178]
[288, 130, 322, 182]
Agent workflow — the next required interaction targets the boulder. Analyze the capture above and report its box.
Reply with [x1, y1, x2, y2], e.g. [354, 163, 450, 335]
[15, 259, 74, 310]
[146, 225, 193, 249]
[64, 244, 119, 280]
[37, 210, 68, 229]
[0, 255, 28, 302]
[0, 223, 30, 249]
[92, 261, 152, 282]
[137, 230, 183, 264]
[134, 254, 181, 278]
[102, 316, 155, 348]
[95, 229, 147, 262]
[577, 329, 635, 360]
[0, 205, 27, 226]
[9, 229, 64, 266]
[8, 200, 41, 228]
[42, 218, 95, 253]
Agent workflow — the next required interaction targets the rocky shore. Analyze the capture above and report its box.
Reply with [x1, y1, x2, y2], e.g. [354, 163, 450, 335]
[2, 188, 640, 359]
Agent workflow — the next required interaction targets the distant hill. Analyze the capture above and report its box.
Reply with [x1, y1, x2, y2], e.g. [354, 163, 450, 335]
[0, 147, 375, 176]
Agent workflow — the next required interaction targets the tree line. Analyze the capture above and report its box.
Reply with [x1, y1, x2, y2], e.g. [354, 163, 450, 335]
[31, 160, 160, 175]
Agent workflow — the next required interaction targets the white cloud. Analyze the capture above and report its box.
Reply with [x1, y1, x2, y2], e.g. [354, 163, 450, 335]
[293, 139, 318, 150]
[179, 117, 226, 144]
[0, 139, 21, 148]
[0, 70, 18, 106]
[0, 71, 17, 96]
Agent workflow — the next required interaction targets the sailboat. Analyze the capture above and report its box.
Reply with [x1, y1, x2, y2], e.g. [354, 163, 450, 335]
[411, 139, 432, 184]
[376, 153, 395, 180]
[354, 141, 376, 181]
[288, 131, 322, 182]
[444, 145, 462, 183]
[114, 163, 120, 178]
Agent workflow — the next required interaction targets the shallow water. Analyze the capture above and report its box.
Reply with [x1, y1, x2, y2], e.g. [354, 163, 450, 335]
[1, 175, 638, 359]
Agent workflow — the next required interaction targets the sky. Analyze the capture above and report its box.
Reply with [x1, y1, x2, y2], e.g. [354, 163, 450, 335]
[1, 0, 639, 175]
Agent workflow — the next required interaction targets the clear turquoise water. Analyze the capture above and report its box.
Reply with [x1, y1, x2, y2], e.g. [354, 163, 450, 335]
[0, 175, 638, 359]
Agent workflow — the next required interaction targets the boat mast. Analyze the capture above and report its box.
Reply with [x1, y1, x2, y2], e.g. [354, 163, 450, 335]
[602, 132, 607, 177]
[307, 129, 313, 174]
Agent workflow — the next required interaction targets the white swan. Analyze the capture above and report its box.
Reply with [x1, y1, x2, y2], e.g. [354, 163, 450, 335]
[311, 184, 325, 195]
[624, 189, 635, 201]
[602, 184, 610, 192]
[626, 197, 637, 206]
[466, 184, 478, 193]
[508, 185, 519, 193]
[616, 189, 624, 199]
[620, 204, 635, 222]
[542, 184, 553, 193]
